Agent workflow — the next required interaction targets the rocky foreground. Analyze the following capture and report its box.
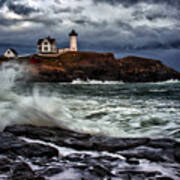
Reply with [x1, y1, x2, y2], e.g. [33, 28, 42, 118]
[1, 51, 180, 82]
[0, 125, 179, 180]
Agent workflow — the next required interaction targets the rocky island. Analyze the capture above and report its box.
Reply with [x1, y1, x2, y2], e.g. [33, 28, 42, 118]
[1, 51, 180, 83]
[1, 31, 179, 83]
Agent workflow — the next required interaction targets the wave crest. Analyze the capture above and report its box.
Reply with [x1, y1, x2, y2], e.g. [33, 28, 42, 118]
[72, 79, 124, 85]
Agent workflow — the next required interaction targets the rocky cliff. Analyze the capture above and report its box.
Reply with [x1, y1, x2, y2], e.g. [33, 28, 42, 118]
[1, 52, 180, 82]
[117, 56, 180, 82]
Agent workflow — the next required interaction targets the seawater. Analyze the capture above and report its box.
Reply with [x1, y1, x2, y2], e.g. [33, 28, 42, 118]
[0, 62, 180, 139]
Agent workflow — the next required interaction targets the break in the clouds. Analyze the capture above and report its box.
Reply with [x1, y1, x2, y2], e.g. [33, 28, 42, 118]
[0, 0, 180, 70]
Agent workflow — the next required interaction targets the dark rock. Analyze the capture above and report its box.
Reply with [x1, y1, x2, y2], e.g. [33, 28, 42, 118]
[0, 132, 58, 159]
[2, 125, 180, 180]
[0, 132, 25, 153]
[11, 162, 35, 179]
[11, 162, 46, 180]
[0, 158, 12, 173]
[148, 138, 176, 148]
[118, 146, 173, 162]
[91, 137, 150, 151]
[4, 125, 149, 151]
[156, 177, 175, 180]
[174, 142, 180, 162]
[126, 158, 139, 165]
[88, 164, 113, 177]
[41, 167, 64, 177]
[13, 143, 58, 158]
[117, 170, 162, 180]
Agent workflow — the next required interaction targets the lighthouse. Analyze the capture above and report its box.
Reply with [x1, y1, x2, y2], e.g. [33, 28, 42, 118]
[69, 29, 78, 51]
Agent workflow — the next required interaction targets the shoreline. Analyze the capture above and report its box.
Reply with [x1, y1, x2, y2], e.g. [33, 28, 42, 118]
[0, 124, 179, 179]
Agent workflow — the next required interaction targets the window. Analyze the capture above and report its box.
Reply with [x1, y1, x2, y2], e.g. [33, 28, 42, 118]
[44, 47, 48, 51]
[44, 41, 48, 45]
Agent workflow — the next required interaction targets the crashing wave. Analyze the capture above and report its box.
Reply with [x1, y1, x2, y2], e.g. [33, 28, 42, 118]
[0, 61, 179, 139]
[149, 79, 180, 85]
[0, 62, 71, 130]
[72, 79, 124, 85]
[0, 62, 25, 90]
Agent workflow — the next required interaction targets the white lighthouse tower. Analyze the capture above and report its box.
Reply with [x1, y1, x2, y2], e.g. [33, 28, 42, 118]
[69, 29, 78, 51]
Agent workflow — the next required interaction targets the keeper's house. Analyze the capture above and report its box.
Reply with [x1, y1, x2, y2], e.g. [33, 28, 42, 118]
[37, 36, 57, 54]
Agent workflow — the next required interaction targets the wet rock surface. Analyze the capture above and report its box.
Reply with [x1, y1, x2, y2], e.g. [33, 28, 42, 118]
[0, 125, 179, 180]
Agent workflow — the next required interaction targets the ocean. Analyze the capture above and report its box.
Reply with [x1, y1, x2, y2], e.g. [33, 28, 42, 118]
[0, 62, 180, 140]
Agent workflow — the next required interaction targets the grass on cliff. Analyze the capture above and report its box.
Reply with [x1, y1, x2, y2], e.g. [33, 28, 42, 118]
[34, 51, 115, 69]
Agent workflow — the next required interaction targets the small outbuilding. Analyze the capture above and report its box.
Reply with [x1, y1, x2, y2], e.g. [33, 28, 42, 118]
[4, 48, 18, 58]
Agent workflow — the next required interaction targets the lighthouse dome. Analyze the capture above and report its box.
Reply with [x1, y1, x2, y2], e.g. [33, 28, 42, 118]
[69, 29, 78, 36]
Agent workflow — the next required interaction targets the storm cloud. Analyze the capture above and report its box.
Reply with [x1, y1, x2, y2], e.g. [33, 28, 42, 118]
[8, 3, 38, 16]
[93, 0, 180, 7]
[0, 0, 180, 70]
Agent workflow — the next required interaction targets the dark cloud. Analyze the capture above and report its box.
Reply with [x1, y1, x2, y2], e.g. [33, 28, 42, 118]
[93, 0, 180, 7]
[93, 0, 140, 7]
[0, 0, 6, 8]
[72, 6, 84, 14]
[115, 20, 133, 31]
[53, 7, 72, 14]
[54, 0, 61, 4]
[0, 1, 60, 27]
[25, 16, 63, 27]
[131, 10, 168, 22]
[132, 7, 180, 22]
[0, 0, 38, 15]
[72, 17, 107, 27]
[52, 6, 84, 14]
[0, 15, 62, 28]
[0, 0, 179, 71]
[146, 13, 168, 22]
[7, 2, 38, 16]
[0, 16, 20, 26]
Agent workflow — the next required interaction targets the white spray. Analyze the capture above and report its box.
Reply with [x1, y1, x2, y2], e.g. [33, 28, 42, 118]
[0, 62, 73, 131]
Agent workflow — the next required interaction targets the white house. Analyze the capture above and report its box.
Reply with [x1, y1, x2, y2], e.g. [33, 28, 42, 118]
[4, 48, 18, 58]
[37, 30, 78, 55]
[37, 36, 57, 54]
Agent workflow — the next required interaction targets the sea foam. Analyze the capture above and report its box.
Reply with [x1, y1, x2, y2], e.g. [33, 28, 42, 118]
[0, 62, 72, 131]
[72, 79, 124, 85]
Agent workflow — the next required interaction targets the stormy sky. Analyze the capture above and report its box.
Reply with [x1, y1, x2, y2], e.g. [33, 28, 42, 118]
[0, 0, 180, 71]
